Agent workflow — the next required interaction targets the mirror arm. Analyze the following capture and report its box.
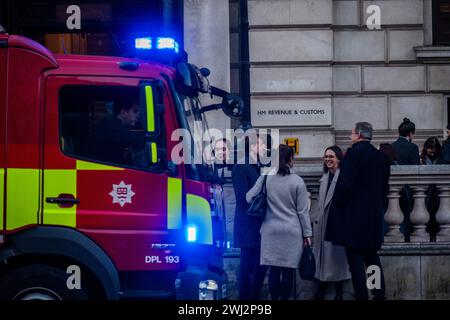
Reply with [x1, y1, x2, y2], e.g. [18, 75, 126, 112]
[199, 103, 222, 114]
[210, 86, 229, 98]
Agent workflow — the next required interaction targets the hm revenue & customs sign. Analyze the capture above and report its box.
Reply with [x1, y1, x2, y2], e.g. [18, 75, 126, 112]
[251, 98, 332, 127]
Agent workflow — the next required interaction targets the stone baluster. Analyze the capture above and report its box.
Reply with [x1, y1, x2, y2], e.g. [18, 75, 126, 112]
[436, 185, 450, 242]
[409, 186, 430, 242]
[384, 185, 405, 242]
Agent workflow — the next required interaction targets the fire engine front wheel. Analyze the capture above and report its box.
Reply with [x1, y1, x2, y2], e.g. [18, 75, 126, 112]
[0, 264, 90, 300]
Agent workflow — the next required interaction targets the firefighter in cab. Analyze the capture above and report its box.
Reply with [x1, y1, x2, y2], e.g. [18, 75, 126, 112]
[93, 100, 147, 166]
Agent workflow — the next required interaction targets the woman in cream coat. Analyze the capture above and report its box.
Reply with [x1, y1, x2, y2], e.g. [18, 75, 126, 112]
[313, 146, 351, 300]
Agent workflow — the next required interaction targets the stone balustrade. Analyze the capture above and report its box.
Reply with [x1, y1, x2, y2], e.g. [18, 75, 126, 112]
[294, 164, 450, 244]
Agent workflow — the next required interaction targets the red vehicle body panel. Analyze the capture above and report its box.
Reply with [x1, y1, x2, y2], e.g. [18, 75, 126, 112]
[1, 34, 214, 273]
[42, 68, 183, 271]
[0, 35, 6, 231]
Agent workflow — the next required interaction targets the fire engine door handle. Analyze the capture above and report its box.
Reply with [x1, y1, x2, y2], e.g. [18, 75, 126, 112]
[46, 194, 80, 207]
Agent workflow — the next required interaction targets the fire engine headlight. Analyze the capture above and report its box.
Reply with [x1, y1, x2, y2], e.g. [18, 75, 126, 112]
[199, 280, 219, 300]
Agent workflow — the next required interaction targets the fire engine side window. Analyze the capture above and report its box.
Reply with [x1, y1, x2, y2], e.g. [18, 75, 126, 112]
[59, 85, 164, 172]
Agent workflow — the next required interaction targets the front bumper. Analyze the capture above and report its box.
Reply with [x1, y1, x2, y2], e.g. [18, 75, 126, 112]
[175, 266, 228, 300]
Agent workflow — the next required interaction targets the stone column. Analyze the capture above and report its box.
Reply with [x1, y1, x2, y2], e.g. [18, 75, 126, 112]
[384, 185, 404, 242]
[436, 185, 450, 242]
[184, 0, 230, 134]
[409, 186, 430, 242]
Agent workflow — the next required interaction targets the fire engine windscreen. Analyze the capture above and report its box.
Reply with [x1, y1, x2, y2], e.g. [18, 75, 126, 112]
[177, 93, 216, 181]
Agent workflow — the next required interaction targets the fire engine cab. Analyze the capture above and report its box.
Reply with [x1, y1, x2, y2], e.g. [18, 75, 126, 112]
[0, 30, 241, 300]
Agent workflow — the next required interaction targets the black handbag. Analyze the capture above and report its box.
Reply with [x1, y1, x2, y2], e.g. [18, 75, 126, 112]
[247, 175, 267, 218]
[298, 243, 316, 280]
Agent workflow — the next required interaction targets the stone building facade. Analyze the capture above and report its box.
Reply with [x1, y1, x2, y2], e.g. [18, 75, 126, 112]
[184, 0, 450, 299]
[227, 0, 450, 162]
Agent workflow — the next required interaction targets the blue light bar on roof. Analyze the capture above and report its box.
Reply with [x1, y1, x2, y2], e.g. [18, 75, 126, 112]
[134, 36, 180, 53]
[135, 37, 152, 50]
[156, 37, 179, 53]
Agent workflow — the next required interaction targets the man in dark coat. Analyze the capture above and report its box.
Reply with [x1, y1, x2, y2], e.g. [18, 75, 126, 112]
[326, 122, 391, 300]
[93, 101, 146, 166]
[232, 136, 267, 300]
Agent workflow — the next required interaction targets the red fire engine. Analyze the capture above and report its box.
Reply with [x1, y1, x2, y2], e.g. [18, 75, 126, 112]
[0, 30, 241, 300]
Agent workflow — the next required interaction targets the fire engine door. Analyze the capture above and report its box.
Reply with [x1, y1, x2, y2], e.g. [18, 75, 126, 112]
[42, 75, 182, 271]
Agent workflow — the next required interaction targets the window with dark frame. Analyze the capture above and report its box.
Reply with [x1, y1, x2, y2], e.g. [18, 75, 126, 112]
[59, 85, 164, 172]
[433, 0, 450, 45]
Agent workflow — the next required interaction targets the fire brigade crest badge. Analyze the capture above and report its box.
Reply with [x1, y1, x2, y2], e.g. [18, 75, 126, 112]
[109, 181, 135, 207]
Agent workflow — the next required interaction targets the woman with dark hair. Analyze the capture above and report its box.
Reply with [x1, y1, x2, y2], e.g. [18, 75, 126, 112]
[246, 145, 312, 300]
[420, 137, 442, 165]
[420, 137, 442, 241]
[312, 146, 351, 300]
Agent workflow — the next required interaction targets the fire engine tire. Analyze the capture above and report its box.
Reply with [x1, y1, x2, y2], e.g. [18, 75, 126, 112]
[6, 226, 120, 299]
[0, 264, 90, 300]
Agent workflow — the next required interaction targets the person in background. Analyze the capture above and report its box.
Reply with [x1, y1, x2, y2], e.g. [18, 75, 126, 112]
[232, 135, 268, 300]
[391, 118, 420, 242]
[326, 122, 390, 300]
[312, 146, 351, 300]
[420, 137, 442, 241]
[420, 137, 442, 165]
[214, 138, 231, 164]
[246, 145, 312, 300]
[439, 125, 450, 164]
[214, 138, 232, 183]
[391, 118, 420, 165]
[93, 100, 145, 166]
[379, 143, 398, 165]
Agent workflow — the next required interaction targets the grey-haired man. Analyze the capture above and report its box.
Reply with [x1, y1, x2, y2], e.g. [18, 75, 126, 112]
[326, 122, 391, 300]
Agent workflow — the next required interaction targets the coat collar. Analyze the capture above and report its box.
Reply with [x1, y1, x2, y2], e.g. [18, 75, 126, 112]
[319, 169, 340, 209]
[324, 169, 340, 207]
[395, 136, 413, 145]
[352, 140, 371, 149]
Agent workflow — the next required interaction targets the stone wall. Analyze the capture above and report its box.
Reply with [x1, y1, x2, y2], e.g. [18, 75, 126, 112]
[222, 164, 450, 299]
[379, 244, 450, 300]
[229, 0, 450, 159]
[219, 0, 450, 300]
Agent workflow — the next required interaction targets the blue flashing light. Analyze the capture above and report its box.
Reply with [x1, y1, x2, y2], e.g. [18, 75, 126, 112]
[135, 37, 152, 50]
[156, 37, 179, 53]
[187, 226, 197, 242]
